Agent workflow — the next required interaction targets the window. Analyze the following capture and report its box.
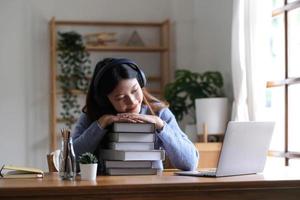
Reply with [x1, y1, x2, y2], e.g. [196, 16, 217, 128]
[267, 0, 300, 166]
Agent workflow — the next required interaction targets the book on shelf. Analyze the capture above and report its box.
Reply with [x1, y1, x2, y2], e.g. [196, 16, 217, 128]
[111, 122, 155, 133]
[108, 142, 154, 151]
[106, 168, 158, 175]
[105, 160, 153, 168]
[100, 149, 165, 161]
[109, 132, 155, 142]
[0, 165, 44, 179]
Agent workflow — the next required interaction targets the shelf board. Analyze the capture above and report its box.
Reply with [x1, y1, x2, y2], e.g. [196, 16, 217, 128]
[55, 20, 166, 27]
[147, 76, 161, 82]
[56, 87, 161, 95]
[57, 89, 86, 95]
[85, 45, 168, 52]
[57, 117, 78, 124]
[147, 88, 161, 95]
[56, 76, 160, 82]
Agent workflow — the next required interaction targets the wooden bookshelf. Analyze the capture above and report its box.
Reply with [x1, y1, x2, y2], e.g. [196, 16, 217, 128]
[49, 17, 170, 151]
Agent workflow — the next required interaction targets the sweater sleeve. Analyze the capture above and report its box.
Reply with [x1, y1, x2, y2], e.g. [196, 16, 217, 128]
[156, 108, 199, 171]
[72, 113, 107, 158]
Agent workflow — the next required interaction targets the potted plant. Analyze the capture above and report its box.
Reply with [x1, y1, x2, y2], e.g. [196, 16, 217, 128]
[164, 69, 228, 141]
[57, 31, 92, 128]
[78, 152, 98, 180]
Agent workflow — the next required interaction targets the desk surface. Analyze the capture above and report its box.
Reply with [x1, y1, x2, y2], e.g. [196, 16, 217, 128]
[1, 167, 300, 200]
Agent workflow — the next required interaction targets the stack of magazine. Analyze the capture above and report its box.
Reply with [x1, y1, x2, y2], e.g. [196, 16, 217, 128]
[100, 122, 165, 175]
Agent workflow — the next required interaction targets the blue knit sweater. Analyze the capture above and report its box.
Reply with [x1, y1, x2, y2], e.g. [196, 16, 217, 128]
[72, 105, 199, 172]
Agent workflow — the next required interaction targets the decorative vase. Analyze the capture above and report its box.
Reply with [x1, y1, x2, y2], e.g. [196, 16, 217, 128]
[195, 97, 229, 136]
[79, 163, 98, 180]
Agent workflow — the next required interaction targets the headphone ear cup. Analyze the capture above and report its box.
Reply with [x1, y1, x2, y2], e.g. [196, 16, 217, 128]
[137, 68, 146, 88]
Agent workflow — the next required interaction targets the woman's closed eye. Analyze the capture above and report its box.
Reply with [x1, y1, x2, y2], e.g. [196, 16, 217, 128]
[131, 88, 138, 94]
[115, 96, 125, 101]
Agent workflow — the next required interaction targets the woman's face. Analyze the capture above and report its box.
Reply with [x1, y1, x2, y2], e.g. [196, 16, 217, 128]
[107, 78, 143, 113]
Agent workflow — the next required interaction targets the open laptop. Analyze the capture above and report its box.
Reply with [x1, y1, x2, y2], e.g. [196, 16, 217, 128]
[175, 121, 275, 177]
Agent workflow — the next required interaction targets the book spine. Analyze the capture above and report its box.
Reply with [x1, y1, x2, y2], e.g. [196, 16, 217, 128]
[106, 168, 158, 175]
[109, 133, 155, 142]
[105, 161, 152, 168]
[112, 123, 155, 133]
[108, 142, 154, 151]
[100, 150, 165, 161]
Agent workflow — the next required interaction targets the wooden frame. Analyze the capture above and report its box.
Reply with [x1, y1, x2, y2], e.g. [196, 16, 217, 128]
[267, 0, 300, 165]
[49, 17, 170, 152]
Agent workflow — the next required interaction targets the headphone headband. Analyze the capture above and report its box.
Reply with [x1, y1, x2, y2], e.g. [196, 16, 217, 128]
[93, 58, 146, 88]
[92, 58, 146, 105]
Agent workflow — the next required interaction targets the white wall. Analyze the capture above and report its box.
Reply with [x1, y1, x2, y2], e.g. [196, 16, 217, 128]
[0, 0, 233, 170]
[192, 0, 233, 99]
[171, 0, 233, 125]
[171, 0, 233, 98]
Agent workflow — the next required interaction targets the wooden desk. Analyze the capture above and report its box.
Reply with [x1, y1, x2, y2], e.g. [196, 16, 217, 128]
[1, 168, 300, 200]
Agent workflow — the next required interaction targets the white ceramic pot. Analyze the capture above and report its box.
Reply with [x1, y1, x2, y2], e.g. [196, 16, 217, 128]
[195, 97, 229, 135]
[79, 163, 98, 180]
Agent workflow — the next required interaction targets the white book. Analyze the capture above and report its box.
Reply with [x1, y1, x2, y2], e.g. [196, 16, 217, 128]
[105, 161, 152, 168]
[100, 149, 165, 161]
[108, 142, 154, 150]
[112, 122, 155, 133]
[109, 133, 155, 142]
[106, 168, 158, 175]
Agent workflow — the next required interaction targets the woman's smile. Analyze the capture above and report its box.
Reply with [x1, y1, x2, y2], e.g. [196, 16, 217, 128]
[125, 104, 140, 113]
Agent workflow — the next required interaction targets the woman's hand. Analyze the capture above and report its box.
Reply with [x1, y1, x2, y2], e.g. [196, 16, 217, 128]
[117, 113, 165, 131]
[98, 114, 137, 128]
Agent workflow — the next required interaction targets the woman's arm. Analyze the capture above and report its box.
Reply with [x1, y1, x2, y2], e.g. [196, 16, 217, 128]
[157, 108, 199, 171]
[72, 113, 108, 158]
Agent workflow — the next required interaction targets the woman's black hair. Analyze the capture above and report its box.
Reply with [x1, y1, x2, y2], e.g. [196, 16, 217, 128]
[83, 58, 141, 121]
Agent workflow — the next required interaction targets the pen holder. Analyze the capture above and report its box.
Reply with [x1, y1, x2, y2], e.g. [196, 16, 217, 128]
[59, 130, 76, 180]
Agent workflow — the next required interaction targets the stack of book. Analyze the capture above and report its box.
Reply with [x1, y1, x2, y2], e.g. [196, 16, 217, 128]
[100, 122, 165, 175]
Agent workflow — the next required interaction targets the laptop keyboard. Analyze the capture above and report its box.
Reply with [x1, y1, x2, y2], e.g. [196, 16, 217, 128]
[197, 168, 217, 177]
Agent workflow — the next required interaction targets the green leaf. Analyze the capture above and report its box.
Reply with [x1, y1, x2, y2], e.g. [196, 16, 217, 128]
[163, 69, 225, 122]
[57, 31, 92, 128]
[79, 152, 98, 164]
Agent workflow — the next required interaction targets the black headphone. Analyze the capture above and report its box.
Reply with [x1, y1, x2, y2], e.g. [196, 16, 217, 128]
[93, 58, 147, 106]
[93, 58, 147, 89]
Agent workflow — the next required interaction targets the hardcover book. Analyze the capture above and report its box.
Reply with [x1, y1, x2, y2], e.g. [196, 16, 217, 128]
[106, 168, 158, 175]
[108, 142, 154, 151]
[112, 122, 155, 133]
[109, 132, 155, 142]
[105, 160, 153, 168]
[100, 149, 165, 161]
[0, 165, 44, 179]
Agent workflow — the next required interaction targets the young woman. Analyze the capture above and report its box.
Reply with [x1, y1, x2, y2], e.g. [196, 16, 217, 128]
[72, 58, 199, 173]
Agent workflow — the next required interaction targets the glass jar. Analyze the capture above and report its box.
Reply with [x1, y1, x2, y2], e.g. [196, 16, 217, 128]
[59, 137, 76, 180]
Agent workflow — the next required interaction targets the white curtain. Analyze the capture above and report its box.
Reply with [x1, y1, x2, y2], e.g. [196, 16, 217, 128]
[231, 0, 272, 121]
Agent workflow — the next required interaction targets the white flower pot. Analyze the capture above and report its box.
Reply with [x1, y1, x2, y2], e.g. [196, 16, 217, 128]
[79, 163, 98, 180]
[195, 97, 229, 135]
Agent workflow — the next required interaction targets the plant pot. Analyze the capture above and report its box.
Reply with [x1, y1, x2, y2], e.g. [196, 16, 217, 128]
[195, 97, 229, 136]
[79, 163, 98, 180]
